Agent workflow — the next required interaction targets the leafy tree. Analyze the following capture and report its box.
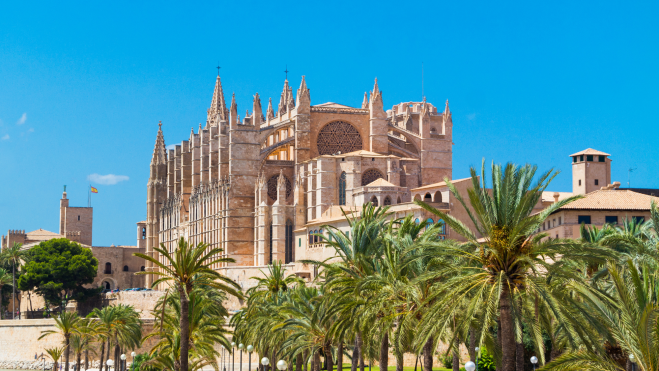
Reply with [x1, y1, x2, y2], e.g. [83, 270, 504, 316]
[0, 268, 12, 319]
[18, 238, 99, 307]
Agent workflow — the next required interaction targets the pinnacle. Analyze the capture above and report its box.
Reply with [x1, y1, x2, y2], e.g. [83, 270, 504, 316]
[151, 121, 167, 165]
[208, 74, 227, 123]
[362, 92, 368, 109]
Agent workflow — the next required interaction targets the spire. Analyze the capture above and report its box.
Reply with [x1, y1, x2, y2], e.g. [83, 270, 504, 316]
[266, 98, 275, 120]
[444, 99, 451, 116]
[361, 92, 368, 109]
[207, 75, 228, 127]
[151, 121, 167, 166]
[286, 84, 295, 113]
[369, 78, 385, 119]
[253, 93, 263, 126]
[230, 93, 238, 126]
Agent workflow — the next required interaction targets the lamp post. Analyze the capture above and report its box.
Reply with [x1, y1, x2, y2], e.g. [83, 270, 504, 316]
[464, 362, 475, 371]
[120, 354, 126, 371]
[239, 344, 244, 371]
[276, 360, 287, 371]
[232, 342, 236, 371]
[261, 357, 269, 371]
[247, 345, 254, 371]
[474, 347, 479, 371]
[131, 352, 136, 371]
[629, 354, 636, 371]
[42, 354, 45, 371]
[106, 359, 114, 371]
[530, 356, 538, 371]
[221, 346, 225, 371]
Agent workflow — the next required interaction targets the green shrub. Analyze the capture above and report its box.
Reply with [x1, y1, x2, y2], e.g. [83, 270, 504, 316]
[477, 348, 496, 371]
[441, 354, 453, 368]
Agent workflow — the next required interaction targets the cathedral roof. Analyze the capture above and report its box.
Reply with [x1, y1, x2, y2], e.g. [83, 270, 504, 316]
[312, 102, 357, 109]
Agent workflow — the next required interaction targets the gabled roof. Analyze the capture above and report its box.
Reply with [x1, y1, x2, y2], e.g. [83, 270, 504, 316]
[569, 148, 611, 157]
[559, 190, 659, 211]
[365, 178, 397, 187]
[411, 177, 472, 192]
[26, 228, 64, 241]
[312, 102, 356, 109]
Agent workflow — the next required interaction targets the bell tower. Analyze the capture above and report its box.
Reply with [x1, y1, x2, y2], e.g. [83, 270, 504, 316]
[571, 148, 611, 195]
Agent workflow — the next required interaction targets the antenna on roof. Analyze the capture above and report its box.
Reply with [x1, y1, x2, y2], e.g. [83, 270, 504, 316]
[421, 62, 424, 100]
[628, 167, 637, 188]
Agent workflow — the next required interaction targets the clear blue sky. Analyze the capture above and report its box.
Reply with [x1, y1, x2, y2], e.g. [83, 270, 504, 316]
[1, 1, 657, 246]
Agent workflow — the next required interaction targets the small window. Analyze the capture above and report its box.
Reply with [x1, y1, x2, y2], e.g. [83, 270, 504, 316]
[632, 216, 645, 224]
[605, 216, 618, 225]
[586, 155, 593, 162]
[299, 238, 301, 247]
[599, 156, 605, 162]
[553, 218, 556, 227]
[104, 262, 112, 274]
[579, 180, 582, 186]
[122, 265, 129, 272]
[595, 179, 599, 186]
[573, 157, 577, 163]
[78, 215, 80, 221]
[142, 227, 146, 239]
[346, 231, 349, 238]
[140, 266, 145, 272]
[415, 218, 420, 224]
[580, 155, 584, 161]
[558, 216, 562, 225]
[314, 230, 319, 243]
[371, 158, 375, 161]
[578, 215, 591, 225]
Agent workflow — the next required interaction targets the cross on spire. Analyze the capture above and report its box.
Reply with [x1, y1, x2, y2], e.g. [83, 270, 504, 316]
[158, 120, 162, 129]
[284, 65, 289, 80]
[216, 63, 221, 76]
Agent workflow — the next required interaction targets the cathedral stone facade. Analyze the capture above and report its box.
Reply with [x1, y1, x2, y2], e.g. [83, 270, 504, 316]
[146, 75, 454, 286]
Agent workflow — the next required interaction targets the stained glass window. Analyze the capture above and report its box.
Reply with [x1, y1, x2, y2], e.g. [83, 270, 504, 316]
[316, 121, 363, 155]
[339, 172, 347, 205]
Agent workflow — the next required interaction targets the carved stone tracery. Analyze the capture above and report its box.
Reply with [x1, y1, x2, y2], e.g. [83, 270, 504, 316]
[316, 121, 363, 155]
[361, 168, 384, 186]
[267, 174, 292, 201]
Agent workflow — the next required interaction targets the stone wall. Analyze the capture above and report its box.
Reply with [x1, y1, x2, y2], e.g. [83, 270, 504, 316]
[102, 291, 165, 318]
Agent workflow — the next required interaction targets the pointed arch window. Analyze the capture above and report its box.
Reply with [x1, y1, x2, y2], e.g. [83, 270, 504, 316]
[285, 220, 294, 264]
[339, 172, 347, 206]
[370, 196, 379, 206]
[383, 196, 392, 205]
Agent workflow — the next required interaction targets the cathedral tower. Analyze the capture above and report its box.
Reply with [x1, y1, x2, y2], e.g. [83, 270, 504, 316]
[145, 122, 167, 287]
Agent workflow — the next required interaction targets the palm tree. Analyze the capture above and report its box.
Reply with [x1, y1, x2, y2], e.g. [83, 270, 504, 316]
[543, 259, 659, 371]
[90, 305, 142, 371]
[45, 346, 67, 371]
[1, 242, 25, 319]
[414, 160, 608, 371]
[0, 268, 12, 319]
[135, 238, 241, 371]
[40, 311, 82, 371]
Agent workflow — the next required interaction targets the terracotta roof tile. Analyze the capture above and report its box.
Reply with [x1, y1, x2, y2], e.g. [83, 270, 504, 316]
[559, 190, 659, 211]
[364, 178, 397, 187]
[569, 148, 611, 157]
[411, 177, 472, 192]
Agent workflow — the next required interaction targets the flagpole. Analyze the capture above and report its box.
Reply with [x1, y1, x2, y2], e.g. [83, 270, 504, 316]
[88, 184, 91, 207]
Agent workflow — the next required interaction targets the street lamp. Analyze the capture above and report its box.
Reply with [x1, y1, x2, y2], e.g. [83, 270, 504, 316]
[261, 357, 270, 371]
[106, 359, 114, 371]
[464, 362, 475, 371]
[530, 356, 538, 371]
[239, 344, 244, 371]
[120, 354, 126, 371]
[276, 360, 287, 371]
[629, 354, 636, 371]
[131, 352, 136, 371]
[247, 345, 254, 371]
[474, 347, 479, 371]
[232, 342, 236, 371]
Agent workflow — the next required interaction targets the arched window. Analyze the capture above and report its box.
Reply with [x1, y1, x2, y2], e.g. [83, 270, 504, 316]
[316, 121, 363, 155]
[319, 228, 324, 242]
[397, 196, 402, 204]
[285, 220, 294, 264]
[414, 194, 421, 201]
[140, 266, 145, 272]
[383, 196, 392, 205]
[426, 218, 434, 231]
[314, 230, 319, 244]
[122, 265, 129, 272]
[438, 219, 446, 236]
[362, 169, 385, 186]
[104, 281, 111, 290]
[415, 218, 420, 225]
[308, 230, 313, 245]
[104, 262, 112, 274]
[434, 191, 442, 203]
[370, 196, 379, 206]
[267, 175, 292, 202]
[142, 227, 146, 239]
[424, 193, 432, 202]
[338, 172, 347, 206]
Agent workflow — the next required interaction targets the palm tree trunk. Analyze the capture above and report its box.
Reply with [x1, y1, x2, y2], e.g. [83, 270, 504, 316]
[76, 350, 81, 371]
[515, 342, 524, 371]
[12, 264, 16, 320]
[65, 336, 71, 371]
[395, 350, 403, 371]
[337, 342, 343, 371]
[99, 341, 105, 371]
[379, 333, 388, 371]
[179, 288, 190, 371]
[422, 336, 433, 371]
[499, 287, 516, 371]
[325, 341, 333, 371]
[451, 348, 459, 371]
[356, 333, 364, 371]
[84, 349, 89, 371]
[313, 351, 321, 371]
[469, 329, 476, 362]
[296, 353, 303, 371]
[53, 361, 58, 371]
[303, 350, 309, 371]
[350, 337, 359, 371]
